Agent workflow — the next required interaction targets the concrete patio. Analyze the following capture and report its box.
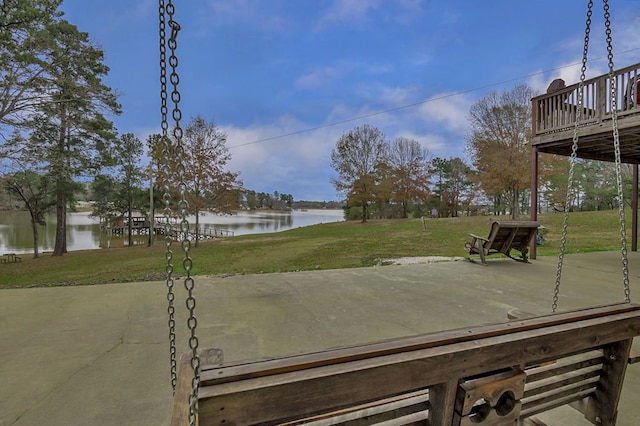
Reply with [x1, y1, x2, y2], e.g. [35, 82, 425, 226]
[1, 251, 639, 425]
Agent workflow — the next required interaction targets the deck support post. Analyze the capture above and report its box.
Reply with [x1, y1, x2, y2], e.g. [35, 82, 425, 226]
[633, 164, 638, 252]
[530, 146, 539, 259]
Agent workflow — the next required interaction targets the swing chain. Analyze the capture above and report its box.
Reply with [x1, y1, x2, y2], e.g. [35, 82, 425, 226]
[165, 2, 201, 424]
[159, 0, 177, 393]
[603, 0, 631, 303]
[553, 0, 593, 313]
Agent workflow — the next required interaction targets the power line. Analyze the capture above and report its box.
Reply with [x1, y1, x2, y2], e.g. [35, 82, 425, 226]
[227, 47, 640, 149]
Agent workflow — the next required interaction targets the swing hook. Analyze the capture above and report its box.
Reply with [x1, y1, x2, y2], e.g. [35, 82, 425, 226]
[169, 20, 181, 43]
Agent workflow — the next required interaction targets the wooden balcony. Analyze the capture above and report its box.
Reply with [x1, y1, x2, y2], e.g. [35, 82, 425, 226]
[531, 62, 640, 163]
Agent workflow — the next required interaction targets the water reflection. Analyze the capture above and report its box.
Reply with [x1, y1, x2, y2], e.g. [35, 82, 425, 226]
[0, 209, 344, 254]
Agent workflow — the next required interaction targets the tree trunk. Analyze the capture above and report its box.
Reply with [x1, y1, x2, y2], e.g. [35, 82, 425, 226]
[361, 203, 367, 223]
[54, 113, 68, 256]
[31, 217, 39, 259]
[511, 189, 520, 220]
[195, 209, 200, 248]
[53, 191, 66, 256]
[127, 201, 133, 247]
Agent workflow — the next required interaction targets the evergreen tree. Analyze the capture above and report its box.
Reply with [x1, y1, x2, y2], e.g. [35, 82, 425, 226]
[27, 20, 121, 255]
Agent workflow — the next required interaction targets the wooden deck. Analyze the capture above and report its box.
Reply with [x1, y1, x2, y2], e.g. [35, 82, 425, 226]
[100, 214, 234, 240]
[531, 62, 640, 163]
[530, 62, 640, 257]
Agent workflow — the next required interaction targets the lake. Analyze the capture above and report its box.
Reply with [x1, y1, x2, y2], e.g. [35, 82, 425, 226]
[0, 209, 344, 254]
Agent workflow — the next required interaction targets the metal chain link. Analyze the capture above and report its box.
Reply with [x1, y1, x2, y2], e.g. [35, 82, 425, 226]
[166, 2, 201, 425]
[603, 0, 631, 303]
[158, 0, 177, 393]
[552, 0, 593, 313]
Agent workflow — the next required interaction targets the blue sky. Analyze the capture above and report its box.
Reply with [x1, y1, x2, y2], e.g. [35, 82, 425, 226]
[60, 0, 640, 201]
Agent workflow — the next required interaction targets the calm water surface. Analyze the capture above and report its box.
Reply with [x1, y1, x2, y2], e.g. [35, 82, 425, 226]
[0, 209, 344, 254]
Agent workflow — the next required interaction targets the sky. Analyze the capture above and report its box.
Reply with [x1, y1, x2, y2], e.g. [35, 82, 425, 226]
[59, 0, 640, 201]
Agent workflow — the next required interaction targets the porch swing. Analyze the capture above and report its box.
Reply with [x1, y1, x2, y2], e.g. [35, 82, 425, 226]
[162, 1, 640, 425]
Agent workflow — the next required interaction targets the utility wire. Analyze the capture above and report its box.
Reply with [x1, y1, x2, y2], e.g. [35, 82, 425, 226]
[227, 47, 640, 149]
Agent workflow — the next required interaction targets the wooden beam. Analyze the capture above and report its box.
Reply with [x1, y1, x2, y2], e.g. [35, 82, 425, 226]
[633, 164, 638, 252]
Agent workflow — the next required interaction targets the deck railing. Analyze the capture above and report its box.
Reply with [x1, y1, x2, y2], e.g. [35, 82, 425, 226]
[532, 62, 640, 136]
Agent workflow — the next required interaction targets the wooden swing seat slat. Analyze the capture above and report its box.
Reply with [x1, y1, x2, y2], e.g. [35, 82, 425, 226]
[172, 303, 640, 426]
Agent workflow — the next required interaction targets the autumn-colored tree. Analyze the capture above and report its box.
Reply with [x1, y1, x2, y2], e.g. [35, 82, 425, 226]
[387, 137, 431, 218]
[149, 116, 242, 246]
[331, 124, 388, 222]
[370, 161, 394, 219]
[148, 116, 242, 246]
[466, 84, 533, 219]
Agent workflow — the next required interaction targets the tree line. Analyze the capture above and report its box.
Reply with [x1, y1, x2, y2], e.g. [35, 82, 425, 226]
[329, 125, 475, 222]
[330, 83, 635, 222]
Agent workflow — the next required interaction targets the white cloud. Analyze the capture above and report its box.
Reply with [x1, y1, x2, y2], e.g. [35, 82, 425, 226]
[197, 83, 480, 200]
[410, 53, 432, 67]
[222, 116, 343, 200]
[295, 66, 348, 90]
[540, 13, 640, 90]
[418, 92, 474, 136]
[316, 0, 423, 29]
[374, 84, 420, 106]
[202, 0, 286, 32]
[318, 0, 382, 27]
[393, 0, 425, 24]
[390, 130, 449, 158]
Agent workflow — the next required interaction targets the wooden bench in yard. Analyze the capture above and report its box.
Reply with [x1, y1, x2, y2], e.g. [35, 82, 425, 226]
[172, 303, 640, 426]
[466, 221, 540, 265]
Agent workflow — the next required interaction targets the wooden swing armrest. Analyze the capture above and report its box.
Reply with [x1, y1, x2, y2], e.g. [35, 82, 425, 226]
[467, 233, 488, 242]
[629, 349, 640, 364]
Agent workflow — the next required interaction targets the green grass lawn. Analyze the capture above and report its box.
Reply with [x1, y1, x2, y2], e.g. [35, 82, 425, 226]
[0, 209, 630, 287]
